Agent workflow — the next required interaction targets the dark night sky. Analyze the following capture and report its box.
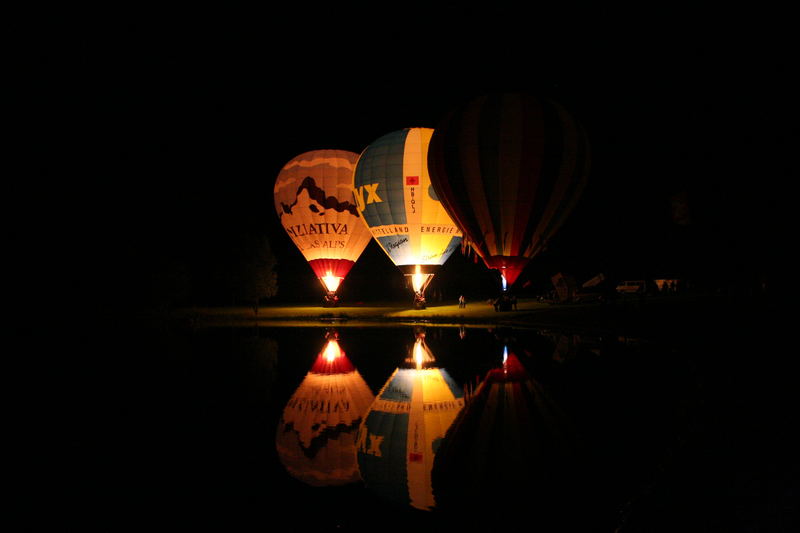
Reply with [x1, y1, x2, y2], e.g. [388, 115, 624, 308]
[20, 6, 796, 309]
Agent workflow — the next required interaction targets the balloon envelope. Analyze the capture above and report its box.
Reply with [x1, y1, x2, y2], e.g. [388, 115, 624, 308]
[428, 93, 591, 287]
[276, 337, 374, 486]
[431, 350, 578, 514]
[353, 128, 462, 286]
[356, 337, 464, 511]
[274, 150, 373, 293]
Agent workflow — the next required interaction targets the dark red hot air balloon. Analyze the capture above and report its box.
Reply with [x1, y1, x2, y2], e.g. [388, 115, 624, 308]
[431, 347, 581, 522]
[428, 92, 591, 289]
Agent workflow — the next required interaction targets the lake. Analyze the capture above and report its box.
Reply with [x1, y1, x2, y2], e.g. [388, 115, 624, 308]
[41, 308, 795, 532]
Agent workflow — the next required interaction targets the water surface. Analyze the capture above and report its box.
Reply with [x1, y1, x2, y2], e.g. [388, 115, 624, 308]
[51, 322, 712, 532]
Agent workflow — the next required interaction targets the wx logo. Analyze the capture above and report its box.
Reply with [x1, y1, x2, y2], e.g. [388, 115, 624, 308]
[356, 427, 385, 457]
[354, 183, 383, 211]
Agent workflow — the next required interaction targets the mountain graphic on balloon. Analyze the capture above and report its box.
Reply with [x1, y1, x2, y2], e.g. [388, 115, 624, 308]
[277, 176, 360, 218]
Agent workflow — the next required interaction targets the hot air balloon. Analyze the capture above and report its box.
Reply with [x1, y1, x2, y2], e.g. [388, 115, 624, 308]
[274, 150, 373, 305]
[353, 128, 462, 308]
[355, 330, 464, 510]
[428, 92, 591, 290]
[275, 330, 375, 487]
[431, 346, 580, 520]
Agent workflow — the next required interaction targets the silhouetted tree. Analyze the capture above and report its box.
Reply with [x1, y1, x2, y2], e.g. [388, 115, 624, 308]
[150, 257, 193, 314]
[234, 230, 278, 314]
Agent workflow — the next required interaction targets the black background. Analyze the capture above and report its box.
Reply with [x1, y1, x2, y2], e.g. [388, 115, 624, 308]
[17, 6, 796, 310]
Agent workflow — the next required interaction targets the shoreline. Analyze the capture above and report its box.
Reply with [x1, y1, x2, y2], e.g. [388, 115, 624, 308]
[147, 292, 779, 343]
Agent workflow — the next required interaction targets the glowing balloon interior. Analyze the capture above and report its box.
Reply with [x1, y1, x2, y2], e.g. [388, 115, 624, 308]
[276, 334, 375, 487]
[274, 150, 373, 301]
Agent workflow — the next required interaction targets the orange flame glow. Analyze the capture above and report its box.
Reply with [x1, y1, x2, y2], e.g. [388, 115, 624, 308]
[323, 339, 342, 362]
[411, 265, 432, 294]
[410, 335, 435, 369]
[321, 272, 343, 293]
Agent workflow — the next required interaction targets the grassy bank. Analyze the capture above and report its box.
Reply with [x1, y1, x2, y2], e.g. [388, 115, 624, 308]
[155, 291, 778, 341]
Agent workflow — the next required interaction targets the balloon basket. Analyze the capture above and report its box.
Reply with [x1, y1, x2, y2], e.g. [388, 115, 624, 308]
[322, 292, 340, 308]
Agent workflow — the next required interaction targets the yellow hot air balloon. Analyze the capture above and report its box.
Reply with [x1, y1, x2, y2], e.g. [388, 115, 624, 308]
[274, 150, 373, 305]
[353, 128, 462, 308]
[355, 330, 464, 510]
[275, 331, 375, 486]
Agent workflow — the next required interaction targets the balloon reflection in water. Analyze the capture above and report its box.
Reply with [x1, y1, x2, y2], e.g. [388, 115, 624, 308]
[276, 331, 374, 486]
[356, 331, 464, 510]
[432, 346, 579, 515]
